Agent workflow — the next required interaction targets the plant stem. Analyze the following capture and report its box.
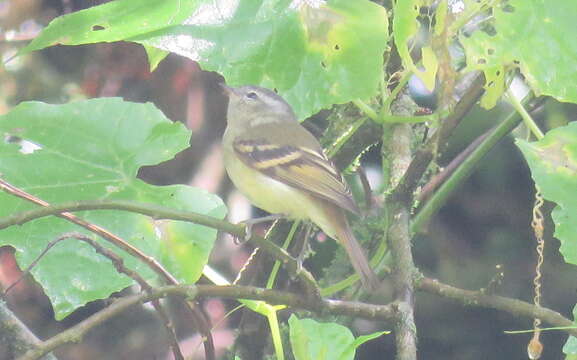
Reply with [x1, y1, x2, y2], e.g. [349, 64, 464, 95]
[0, 199, 318, 291]
[507, 89, 544, 139]
[326, 117, 368, 158]
[266, 220, 301, 289]
[381, 70, 412, 116]
[385, 122, 418, 360]
[353, 99, 379, 122]
[411, 101, 525, 233]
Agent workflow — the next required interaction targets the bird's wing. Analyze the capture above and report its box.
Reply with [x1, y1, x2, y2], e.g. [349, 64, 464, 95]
[233, 137, 359, 215]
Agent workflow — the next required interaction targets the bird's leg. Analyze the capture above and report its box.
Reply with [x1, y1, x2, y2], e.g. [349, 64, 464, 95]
[235, 214, 285, 244]
[295, 225, 314, 274]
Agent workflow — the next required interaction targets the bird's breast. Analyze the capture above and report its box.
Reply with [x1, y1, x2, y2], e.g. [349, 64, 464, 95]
[224, 150, 307, 217]
[223, 145, 340, 240]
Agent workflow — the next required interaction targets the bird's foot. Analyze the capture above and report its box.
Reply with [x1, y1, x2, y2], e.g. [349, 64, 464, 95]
[234, 214, 285, 244]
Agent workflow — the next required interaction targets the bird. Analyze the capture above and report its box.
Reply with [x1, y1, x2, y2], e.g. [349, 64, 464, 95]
[220, 84, 379, 290]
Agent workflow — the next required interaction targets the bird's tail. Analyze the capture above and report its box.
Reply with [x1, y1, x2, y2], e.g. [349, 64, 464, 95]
[336, 219, 380, 291]
[321, 206, 379, 291]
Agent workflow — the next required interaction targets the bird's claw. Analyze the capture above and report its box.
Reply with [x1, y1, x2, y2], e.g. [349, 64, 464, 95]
[233, 222, 253, 245]
[232, 214, 285, 245]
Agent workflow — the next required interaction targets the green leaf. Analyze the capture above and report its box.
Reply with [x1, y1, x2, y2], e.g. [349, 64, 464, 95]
[288, 314, 386, 360]
[418, 46, 438, 92]
[393, 0, 443, 93]
[434, 0, 448, 36]
[393, 0, 421, 75]
[22, 0, 389, 120]
[20, 0, 196, 54]
[143, 45, 169, 71]
[340, 331, 390, 359]
[565, 336, 577, 356]
[563, 306, 577, 356]
[143, 0, 389, 119]
[461, 0, 577, 105]
[0, 99, 226, 319]
[516, 122, 577, 266]
[479, 65, 505, 109]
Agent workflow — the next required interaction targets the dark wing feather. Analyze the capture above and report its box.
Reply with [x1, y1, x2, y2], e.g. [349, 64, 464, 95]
[233, 138, 359, 215]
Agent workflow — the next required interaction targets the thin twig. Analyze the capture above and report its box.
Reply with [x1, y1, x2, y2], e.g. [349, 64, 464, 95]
[16, 278, 577, 360]
[417, 277, 577, 337]
[0, 179, 214, 360]
[0, 198, 319, 292]
[0, 180, 177, 282]
[6, 232, 184, 360]
[3, 238, 62, 297]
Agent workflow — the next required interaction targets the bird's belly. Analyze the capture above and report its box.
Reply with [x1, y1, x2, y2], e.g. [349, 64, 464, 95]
[224, 155, 313, 219]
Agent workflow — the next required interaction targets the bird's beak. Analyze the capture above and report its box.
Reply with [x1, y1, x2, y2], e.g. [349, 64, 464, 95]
[219, 83, 237, 98]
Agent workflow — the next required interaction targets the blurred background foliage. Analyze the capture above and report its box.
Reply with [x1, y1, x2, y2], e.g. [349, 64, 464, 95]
[1, 0, 577, 359]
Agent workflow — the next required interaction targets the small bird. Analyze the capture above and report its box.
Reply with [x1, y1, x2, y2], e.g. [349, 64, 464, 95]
[221, 84, 379, 290]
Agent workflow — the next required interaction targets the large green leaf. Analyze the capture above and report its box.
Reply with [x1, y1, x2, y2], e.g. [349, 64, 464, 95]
[0, 98, 225, 318]
[461, 0, 577, 105]
[21, 0, 389, 120]
[21, 0, 196, 52]
[288, 314, 387, 360]
[516, 122, 577, 266]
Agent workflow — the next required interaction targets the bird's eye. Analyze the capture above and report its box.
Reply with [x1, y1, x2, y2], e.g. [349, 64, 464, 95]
[246, 92, 258, 100]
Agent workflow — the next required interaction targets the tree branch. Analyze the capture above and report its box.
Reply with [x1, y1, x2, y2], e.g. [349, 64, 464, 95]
[4, 196, 575, 357]
[0, 301, 58, 360]
[16, 284, 395, 360]
[380, 73, 485, 360]
[385, 122, 418, 360]
[17, 278, 577, 360]
[0, 180, 214, 360]
[0, 199, 319, 297]
[48, 233, 183, 360]
[417, 277, 577, 337]
[391, 73, 485, 204]
[388, 204, 418, 360]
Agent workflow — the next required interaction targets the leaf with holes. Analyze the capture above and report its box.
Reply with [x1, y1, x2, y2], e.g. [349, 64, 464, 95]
[393, 0, 424, 79]
[21, 0, 389, 120]
[140, 0, 390, 119]
[21, 0, 196, 53]
[0, 98, 225, 319]
[479, 65, 505, 109]
[516, 122, 577, 266]
[461, 0, 577, 106]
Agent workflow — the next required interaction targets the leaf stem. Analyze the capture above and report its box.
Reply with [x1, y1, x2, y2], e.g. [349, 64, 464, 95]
[381, 70, 412, 116]
[353, 99, 379, 122]
[507, 89, 544, 140]
[326, 117, 368, 158]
